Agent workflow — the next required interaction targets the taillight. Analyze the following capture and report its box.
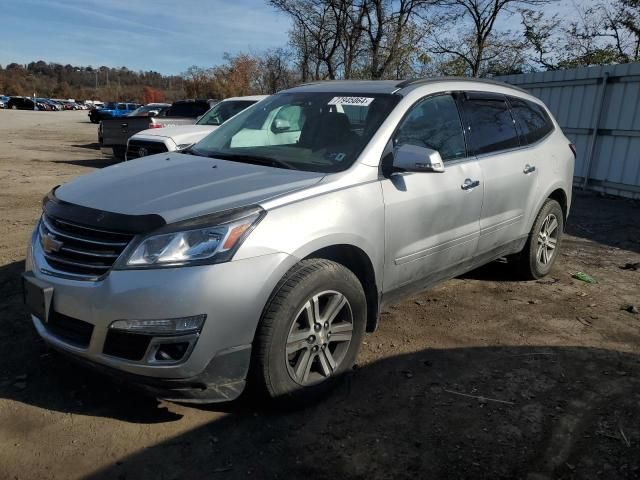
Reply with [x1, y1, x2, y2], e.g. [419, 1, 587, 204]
[149, 123, 163, 129]
[569, 143, 577, 158]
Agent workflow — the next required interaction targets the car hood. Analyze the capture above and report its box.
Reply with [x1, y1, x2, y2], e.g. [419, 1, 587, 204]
[136, 125, 216, 138]
[55, 152, 325, 223]
[133, 125, 217, 146]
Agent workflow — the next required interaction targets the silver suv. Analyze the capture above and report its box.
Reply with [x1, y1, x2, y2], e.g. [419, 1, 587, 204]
[24, 78, 574, 403]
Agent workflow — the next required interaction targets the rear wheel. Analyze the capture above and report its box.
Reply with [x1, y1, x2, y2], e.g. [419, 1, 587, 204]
[514, 199, 564, 279]
[252, 259, 366, 403]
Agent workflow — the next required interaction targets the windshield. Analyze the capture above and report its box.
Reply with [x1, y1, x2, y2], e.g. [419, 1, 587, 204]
[191, 92, 399, 173]
[197, 100, 258, 126]
[105, 102, 117, 109]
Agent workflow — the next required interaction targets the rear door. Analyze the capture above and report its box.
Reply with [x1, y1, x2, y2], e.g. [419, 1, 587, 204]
[458, 92, 538, 254]
[382, 93, 483, 292]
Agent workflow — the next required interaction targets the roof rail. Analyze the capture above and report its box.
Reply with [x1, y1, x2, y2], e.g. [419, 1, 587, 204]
[395, 76, 529, 94]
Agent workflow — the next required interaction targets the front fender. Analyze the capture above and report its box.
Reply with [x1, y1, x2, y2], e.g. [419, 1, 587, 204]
[236, 180, 386, 290]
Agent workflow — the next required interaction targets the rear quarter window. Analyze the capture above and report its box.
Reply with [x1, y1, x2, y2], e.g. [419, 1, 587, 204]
[509, 97, 554, 144]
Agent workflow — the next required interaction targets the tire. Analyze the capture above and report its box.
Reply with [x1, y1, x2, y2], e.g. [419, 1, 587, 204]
[112, 146, 126, 160]
[252, 259, 367, 404]
[514, 199, 564, 280]
[11, 105, 17, 110]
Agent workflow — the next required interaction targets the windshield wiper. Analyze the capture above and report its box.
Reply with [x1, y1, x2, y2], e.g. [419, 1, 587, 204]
[179, 146, 200, 155]
[205, 152, 293, 170]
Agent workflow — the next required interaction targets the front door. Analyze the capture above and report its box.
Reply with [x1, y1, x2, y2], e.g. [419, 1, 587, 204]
[382, 94, 483, 292]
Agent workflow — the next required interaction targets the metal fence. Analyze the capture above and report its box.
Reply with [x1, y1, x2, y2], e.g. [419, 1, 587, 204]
[497, 63, 640, 199]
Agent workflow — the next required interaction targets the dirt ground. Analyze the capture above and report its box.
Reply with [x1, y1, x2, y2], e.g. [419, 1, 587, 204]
[0, 110, 639, 480]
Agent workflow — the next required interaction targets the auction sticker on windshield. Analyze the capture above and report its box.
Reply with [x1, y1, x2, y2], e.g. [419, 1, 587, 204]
[328, 96, 374, 106]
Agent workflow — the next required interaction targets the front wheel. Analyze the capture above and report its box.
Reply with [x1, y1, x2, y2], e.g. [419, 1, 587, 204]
[112, 145, 126, 160]
[514, 199, 564, 279]
[252, 259, 366, 403]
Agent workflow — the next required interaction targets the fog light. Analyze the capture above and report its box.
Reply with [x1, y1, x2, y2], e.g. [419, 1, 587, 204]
[109, 315, 206, 335]
[155, 342, 190, 361]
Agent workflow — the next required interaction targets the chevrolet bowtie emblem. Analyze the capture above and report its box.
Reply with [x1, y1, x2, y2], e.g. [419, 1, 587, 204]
[42, 233, 64, 253]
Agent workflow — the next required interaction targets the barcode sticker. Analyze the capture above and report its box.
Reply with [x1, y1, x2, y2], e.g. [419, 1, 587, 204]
[328, 96, 374, 106]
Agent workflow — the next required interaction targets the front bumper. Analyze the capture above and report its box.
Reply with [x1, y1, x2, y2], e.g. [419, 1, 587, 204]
[27, 230, 297, 401]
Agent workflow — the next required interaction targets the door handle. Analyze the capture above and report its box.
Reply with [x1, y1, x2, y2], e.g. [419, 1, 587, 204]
[461, 178, 480, 190]
[523, 164, 536, 174]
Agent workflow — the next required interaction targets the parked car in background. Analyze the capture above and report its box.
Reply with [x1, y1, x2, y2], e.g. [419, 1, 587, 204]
[126, 96, 266, 160]
[89, 102, 141, 123]
[0, 95, 9, 108]
[127, 103, 171, 117]
[99, 99, 215, 159]
[22, 78, 575, 404]
[7, 96, 36, 110]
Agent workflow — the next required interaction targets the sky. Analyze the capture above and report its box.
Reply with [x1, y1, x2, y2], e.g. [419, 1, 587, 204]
[0, 0, 591, 76]
[0, 0, 291, 74]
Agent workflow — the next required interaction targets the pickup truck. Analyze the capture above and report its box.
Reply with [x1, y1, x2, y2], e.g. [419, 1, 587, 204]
[89, 102, 141, 123]
[99, 100, 214, 159]
[126, 96, 266, 160]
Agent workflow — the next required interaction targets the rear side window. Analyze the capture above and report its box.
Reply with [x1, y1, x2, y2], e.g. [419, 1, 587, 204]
[394, 94, 466, 161]
[509, 97, 554, 144]
[461, 96, 519, 155]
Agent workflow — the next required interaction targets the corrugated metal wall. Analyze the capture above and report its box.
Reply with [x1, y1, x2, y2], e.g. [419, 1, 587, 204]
[497, 63, 640, 199]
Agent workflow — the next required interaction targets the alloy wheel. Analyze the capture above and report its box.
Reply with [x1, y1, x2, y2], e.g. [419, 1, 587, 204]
[285, 290, 354, 386]
[536, 213, 559, 265]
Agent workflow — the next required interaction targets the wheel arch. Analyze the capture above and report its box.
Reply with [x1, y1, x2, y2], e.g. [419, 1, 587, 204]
[548, 187, 568, 221]
[528, 184, 570, 233]
[302, 244, 380, 333]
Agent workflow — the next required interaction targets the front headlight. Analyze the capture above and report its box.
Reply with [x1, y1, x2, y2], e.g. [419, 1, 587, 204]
[120, 208, 263, 269]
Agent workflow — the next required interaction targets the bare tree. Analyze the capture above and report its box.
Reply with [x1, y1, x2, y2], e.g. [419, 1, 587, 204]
[362, 0, 433, 79]
[270, 0, 346, 79]
[521, 9, 561, 70]
[255, 48, 298, 93]
[270, 0, 434, 80]
[521, 1, 640, 70]
[428, 0, 554, 77]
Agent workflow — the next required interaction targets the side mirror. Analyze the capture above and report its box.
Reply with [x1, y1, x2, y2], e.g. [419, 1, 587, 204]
[272, 118, 291, 133]
[392, 144, 445, 173]
[148, 110, 158, 117]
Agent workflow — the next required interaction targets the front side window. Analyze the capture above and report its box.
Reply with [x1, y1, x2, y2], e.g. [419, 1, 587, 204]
[461, 96, 519, 155]
[117, 104, 127, 110]
[394, 94, 466, 161]
[509, 97, 554, 145]
[191, 92, 400, 173]
[197, 100, 257, 126]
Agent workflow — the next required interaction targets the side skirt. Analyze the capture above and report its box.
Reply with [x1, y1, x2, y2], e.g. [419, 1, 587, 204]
[380, 236, 527, 309]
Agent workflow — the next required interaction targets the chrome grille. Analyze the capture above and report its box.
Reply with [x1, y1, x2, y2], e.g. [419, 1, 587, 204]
[38, 214, 134, 279]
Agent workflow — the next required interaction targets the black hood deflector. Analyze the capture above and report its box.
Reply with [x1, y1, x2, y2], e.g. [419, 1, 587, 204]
[43, 187, 166, 234]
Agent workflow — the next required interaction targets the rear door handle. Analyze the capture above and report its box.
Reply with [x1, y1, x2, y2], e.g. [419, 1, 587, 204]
[461, 178, 480, 190]
[523, 164, 536, 174]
